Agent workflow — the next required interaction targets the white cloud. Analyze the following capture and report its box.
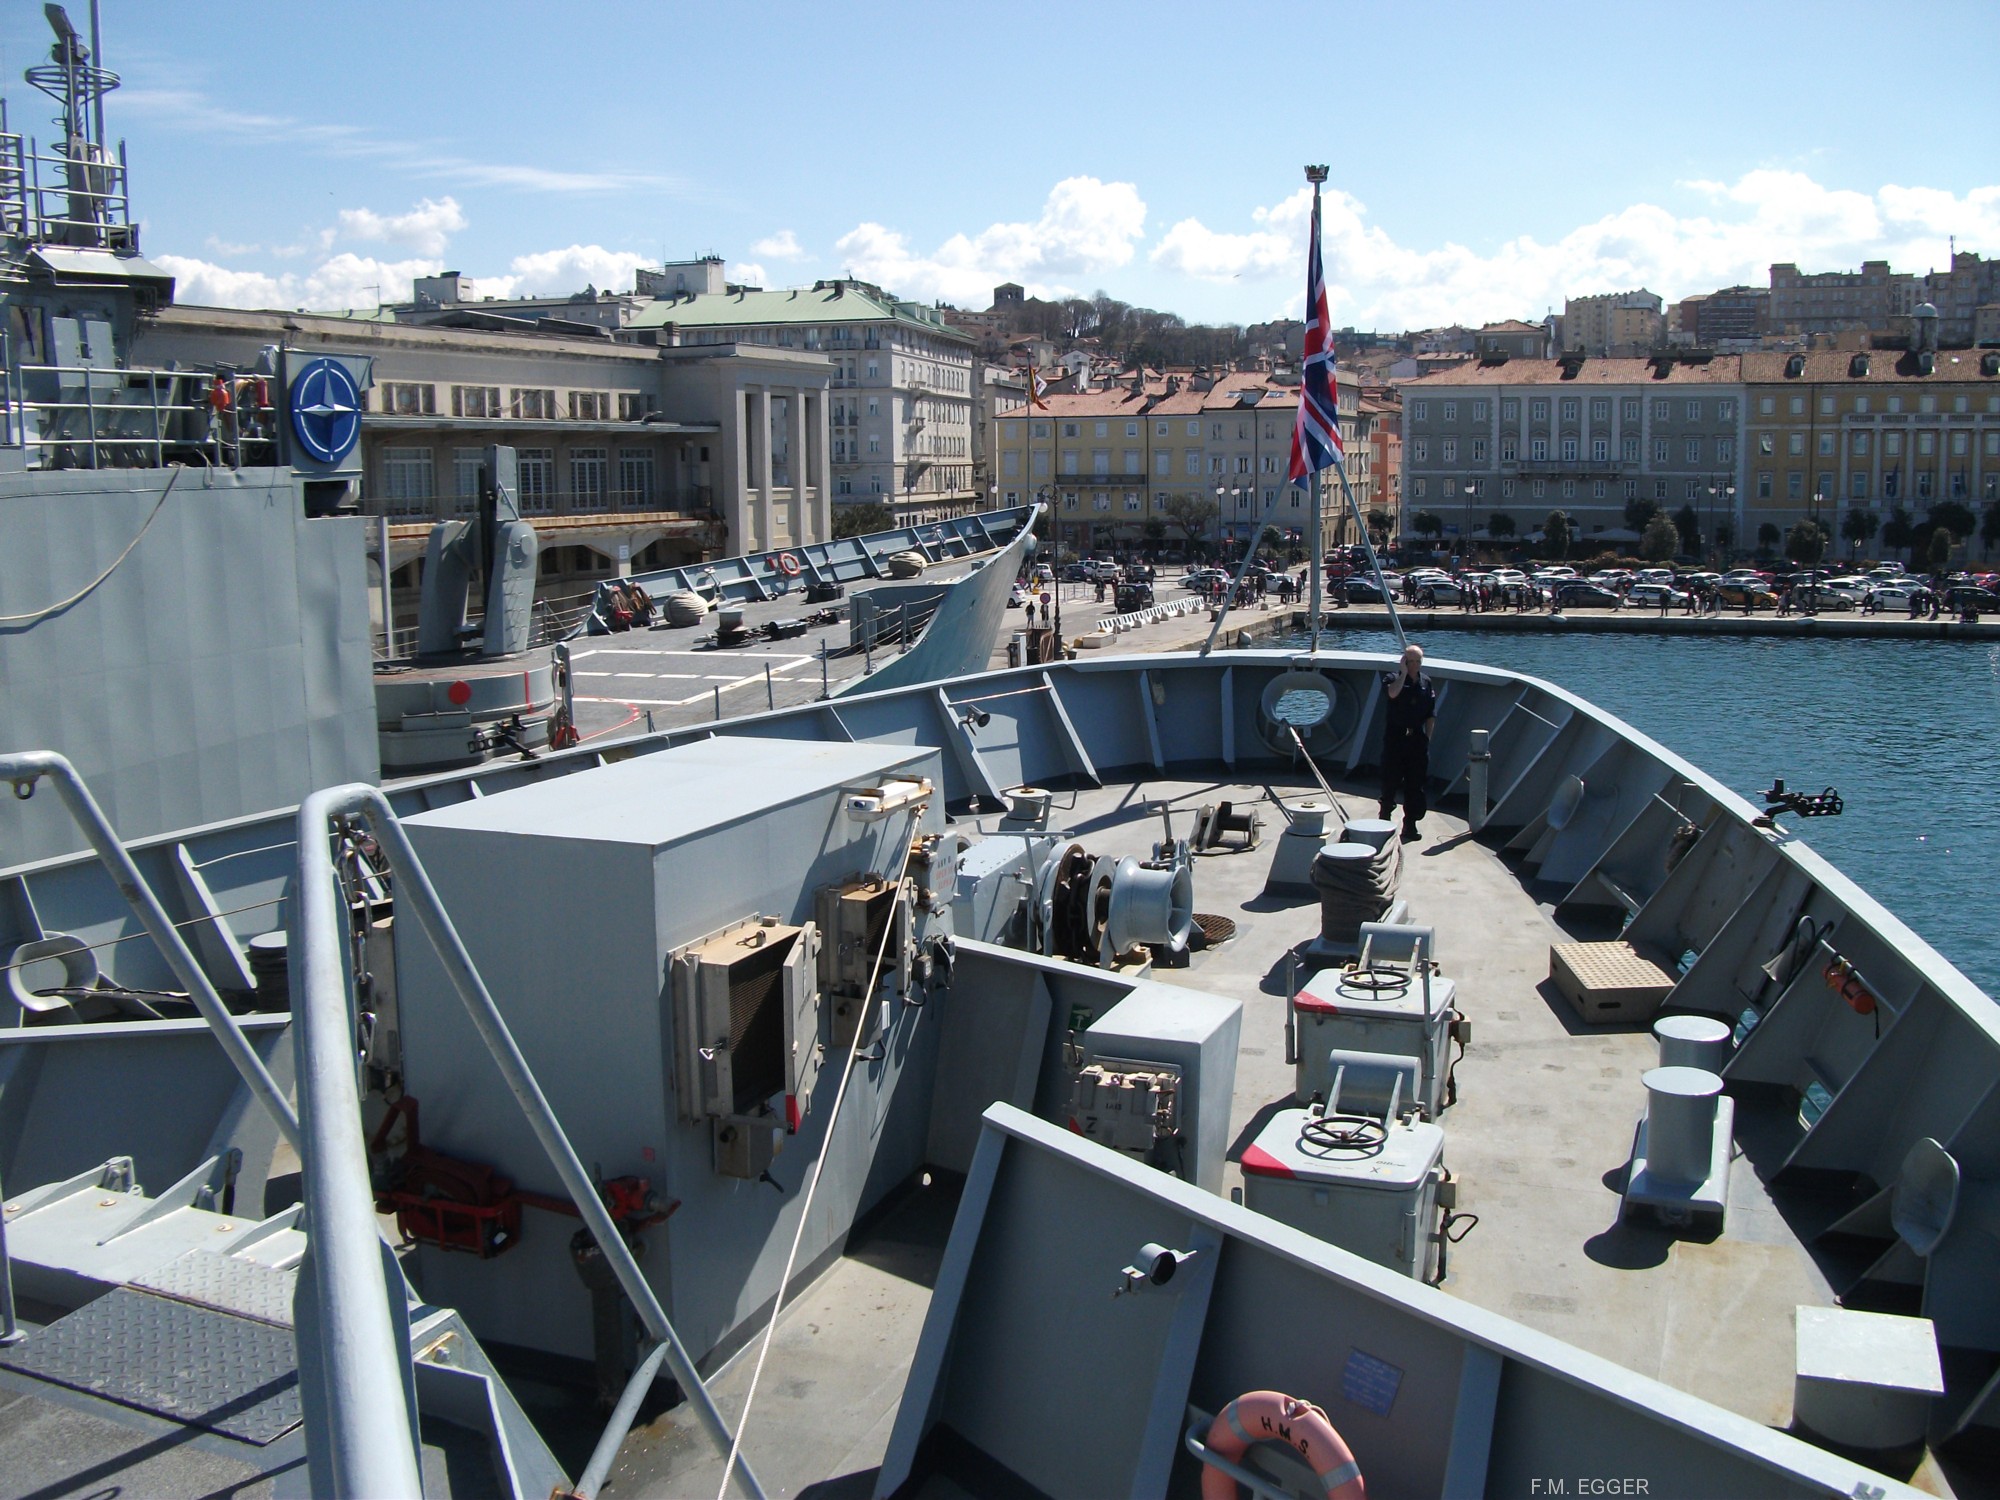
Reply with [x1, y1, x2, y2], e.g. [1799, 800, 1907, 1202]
[1148, 171, 2000, 329]
[727, 261, 769, 288]
[751, 230, 806, 261]
[479, 245, 654, 299]
[832, 176, 1147, 304]
[156, 251, 442, 311]
[336, 197, 467, 257]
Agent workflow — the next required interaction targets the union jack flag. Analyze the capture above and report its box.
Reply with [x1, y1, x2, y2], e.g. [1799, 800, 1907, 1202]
[1289, 190, 1343, 483]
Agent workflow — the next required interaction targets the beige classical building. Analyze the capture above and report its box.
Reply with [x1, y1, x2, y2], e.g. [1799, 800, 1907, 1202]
[134, 304, 831, 622]
[627, 279, 976, 524]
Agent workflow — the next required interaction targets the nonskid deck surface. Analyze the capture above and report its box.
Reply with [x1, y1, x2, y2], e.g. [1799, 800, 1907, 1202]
[1020, 778, 1840, 1429]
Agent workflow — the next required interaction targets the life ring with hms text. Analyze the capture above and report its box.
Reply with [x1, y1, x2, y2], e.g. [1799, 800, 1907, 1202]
[1201, 1391, 1363, 1500]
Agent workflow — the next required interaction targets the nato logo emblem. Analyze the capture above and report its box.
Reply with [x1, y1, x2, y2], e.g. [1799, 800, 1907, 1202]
[289, 357, 362, 465]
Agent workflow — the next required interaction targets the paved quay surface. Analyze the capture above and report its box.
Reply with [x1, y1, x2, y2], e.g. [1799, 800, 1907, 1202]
[563, 563, 2000, 750]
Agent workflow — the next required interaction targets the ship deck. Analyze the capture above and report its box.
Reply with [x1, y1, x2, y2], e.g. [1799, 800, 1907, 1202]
[604, 773, 1972, 1499]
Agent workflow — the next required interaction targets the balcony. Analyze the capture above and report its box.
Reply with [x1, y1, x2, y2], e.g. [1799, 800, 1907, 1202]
[375, 486, 715, 522]
[1502, 458, 1634, 478]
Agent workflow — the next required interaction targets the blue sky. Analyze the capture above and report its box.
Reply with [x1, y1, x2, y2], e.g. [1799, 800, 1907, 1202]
[5, 0, 1996, 330]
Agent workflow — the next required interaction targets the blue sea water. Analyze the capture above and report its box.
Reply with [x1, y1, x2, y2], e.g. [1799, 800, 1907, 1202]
[1287, 627, 2000, 995]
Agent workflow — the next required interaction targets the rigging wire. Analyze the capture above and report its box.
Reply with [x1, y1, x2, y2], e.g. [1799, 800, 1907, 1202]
[715, 805, 929, 1500]
[0, 465, 184, 624]
[0, 894, 282, 978]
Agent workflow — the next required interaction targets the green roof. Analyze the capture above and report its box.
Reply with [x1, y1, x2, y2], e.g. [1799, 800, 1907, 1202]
[625, 281, 972, 342]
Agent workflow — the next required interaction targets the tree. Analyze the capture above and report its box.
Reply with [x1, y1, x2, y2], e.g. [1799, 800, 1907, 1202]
[1881, 504, 1915, 557]
[1161, 492, 1218, 546]
[1411, 511, 1444, 542]
[1929, 500, 1977, 544]
[1672, 504, 1700, 556]
[1982, 502, 2000, 560]
[1784, 519, 1830, 567]
[832, 501, 895, 539]
[1141, 518, 1167, 550]
[1928, 525, 1953, 573]
[1841, 507, 1880, 559]
[1542, 510, 1571, 560]
[1641, 514, 1680, 562]
[1366, 509, 1393, 547]
[1487, 512, 1517, 540]
[1623, 496, 1660, 533]
[1756, 522, 1781, 556]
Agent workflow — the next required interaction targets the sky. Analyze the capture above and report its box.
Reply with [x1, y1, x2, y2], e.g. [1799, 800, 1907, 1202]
[5, 0, 1997, 333]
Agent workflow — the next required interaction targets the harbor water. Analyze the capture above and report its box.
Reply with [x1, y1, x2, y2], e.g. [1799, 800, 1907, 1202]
[1285, 627, 2000, 995]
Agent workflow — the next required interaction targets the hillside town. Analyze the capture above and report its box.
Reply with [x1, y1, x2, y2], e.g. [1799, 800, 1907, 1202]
[163, 245, 1999, 619]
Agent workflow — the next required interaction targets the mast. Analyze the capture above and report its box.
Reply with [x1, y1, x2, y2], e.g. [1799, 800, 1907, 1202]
[1306, 165, 1327, 655]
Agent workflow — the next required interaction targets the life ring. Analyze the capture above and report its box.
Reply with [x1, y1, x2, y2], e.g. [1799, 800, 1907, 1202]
[1200, 1391, 1363, 1500]
[776, 552, 801, 577]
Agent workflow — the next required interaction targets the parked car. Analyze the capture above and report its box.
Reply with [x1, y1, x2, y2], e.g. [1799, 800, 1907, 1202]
[1552, 582, 1623, 609]
[1338, 576, 1391, 604]
[1789, 585, 1856, 611]
[1868, 583, 1927, 612]
[1715, 580, 1779, 609]
[1626, 583, 1692, 609]
[1946, 585, 2000, 614]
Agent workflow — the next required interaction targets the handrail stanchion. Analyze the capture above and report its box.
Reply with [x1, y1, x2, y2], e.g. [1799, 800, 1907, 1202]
[0, 1165, 22, 1346]
[293, 790, 425, 1498]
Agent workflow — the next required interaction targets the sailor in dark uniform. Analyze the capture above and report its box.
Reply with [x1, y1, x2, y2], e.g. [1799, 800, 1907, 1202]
[1379, 643, 1438, 841]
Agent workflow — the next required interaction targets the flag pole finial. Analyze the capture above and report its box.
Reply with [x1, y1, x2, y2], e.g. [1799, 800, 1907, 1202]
[1304, 164, 1329, 185]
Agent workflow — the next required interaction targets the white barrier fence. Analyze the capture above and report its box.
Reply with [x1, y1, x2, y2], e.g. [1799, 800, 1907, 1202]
[1093, 596, 1209, 635]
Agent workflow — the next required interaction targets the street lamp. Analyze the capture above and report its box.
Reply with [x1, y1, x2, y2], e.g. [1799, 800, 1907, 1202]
[1462, 480, 1477, 570]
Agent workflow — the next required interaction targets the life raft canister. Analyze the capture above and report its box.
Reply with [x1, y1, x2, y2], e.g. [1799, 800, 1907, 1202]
[1199, 1391, 1364, 1500]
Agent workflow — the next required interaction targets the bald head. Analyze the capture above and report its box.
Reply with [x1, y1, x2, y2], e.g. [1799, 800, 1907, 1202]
[1400, 644, 1423, 673]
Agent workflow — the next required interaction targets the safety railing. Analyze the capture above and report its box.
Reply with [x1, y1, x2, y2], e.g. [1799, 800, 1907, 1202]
[0, 753, 302, 1149]
[294, 785, 764, 1498]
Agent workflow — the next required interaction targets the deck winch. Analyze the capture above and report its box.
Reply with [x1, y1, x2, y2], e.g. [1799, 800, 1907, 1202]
[1289, 925, 1463, 1120]
[1240, 1053, 1455, 1282]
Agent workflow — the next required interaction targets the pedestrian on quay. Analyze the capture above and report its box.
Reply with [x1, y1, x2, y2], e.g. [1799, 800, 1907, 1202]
[1379, 644, 1437, 843]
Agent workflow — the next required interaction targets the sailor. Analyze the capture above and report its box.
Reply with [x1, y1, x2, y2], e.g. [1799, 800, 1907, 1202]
[1379, 644, 1437, 842]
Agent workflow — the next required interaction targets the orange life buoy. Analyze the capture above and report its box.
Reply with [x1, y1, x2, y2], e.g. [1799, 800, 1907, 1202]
[776, 551, 801, 577]
[1200, 1391, 1363, 1500]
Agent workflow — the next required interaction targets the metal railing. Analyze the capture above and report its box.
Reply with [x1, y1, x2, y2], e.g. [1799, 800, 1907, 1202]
[0, 128, 134, 247]
[294, 785, 764, 1497]
[0, 346, 274, 471]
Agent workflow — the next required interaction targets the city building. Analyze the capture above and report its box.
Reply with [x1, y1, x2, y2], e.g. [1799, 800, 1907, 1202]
[991, 367, 1364, 555]
[1768, 260, 1917, 338]
[1740, 338, 2000, 553]
[1473, 320, 1548, 360]
[1402, 354, 1744, 552]
[1405, 338, 2000, 559]
[1674, 286, 1768, 347]
[135, 304, 831, 624]
[625, 279, 977, 523]
[1921, 251, 2000, 345]
[1362, 387, 1403, 538]
[1558, 290, 1665, 358]
[971, 364, 1027, 511]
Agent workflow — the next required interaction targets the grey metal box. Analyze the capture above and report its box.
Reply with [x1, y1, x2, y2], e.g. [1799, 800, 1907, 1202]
[1080, 981, 1241, 1194]
[394, 735, 945, 1367]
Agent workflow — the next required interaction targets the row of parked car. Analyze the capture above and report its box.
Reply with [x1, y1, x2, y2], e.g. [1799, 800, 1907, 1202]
[1319, 561, 2000, 615]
